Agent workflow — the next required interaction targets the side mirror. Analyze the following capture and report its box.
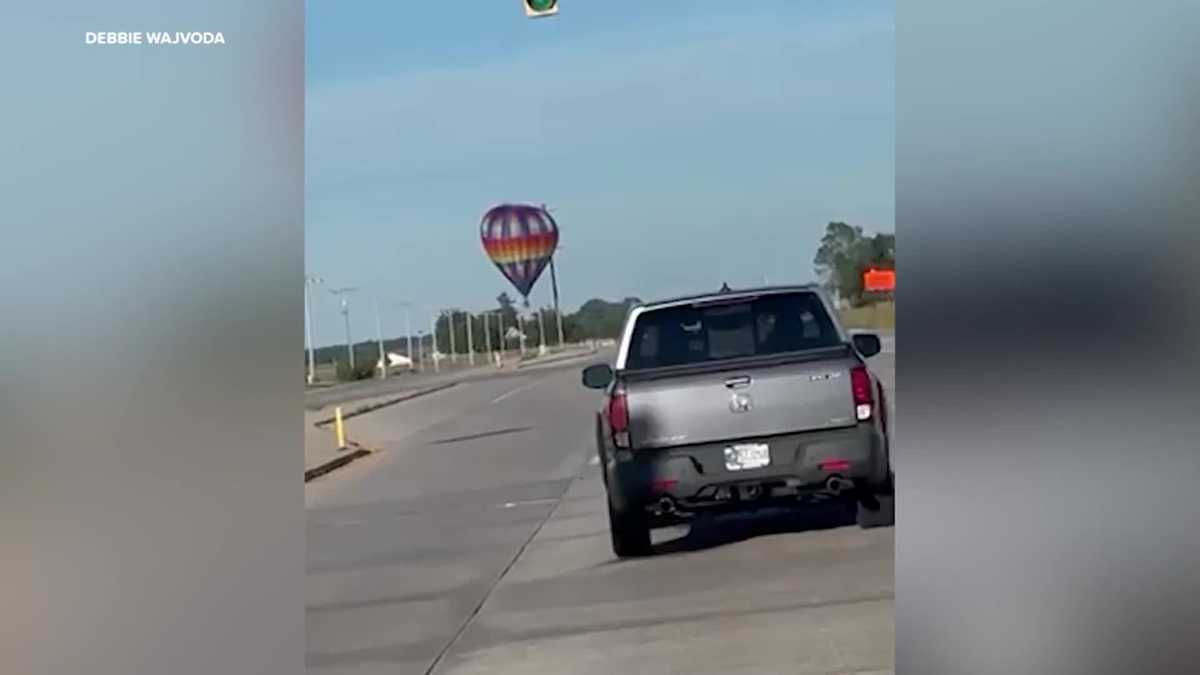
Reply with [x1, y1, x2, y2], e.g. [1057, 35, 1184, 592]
[581, 363, 615, 389]
[852, 333, 882, 358]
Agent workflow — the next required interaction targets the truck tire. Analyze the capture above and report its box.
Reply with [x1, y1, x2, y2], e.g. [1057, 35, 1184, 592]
[608, 498, 652, 558]
[856, 476, 895, 529]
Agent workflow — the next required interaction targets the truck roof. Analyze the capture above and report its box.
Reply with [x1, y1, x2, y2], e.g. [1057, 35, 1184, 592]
[634, 284, 825, 311]
[615, 284, 844, 371]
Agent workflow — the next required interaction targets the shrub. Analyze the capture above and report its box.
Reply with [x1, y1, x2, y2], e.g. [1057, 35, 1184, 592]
[336, 360, 377, 382]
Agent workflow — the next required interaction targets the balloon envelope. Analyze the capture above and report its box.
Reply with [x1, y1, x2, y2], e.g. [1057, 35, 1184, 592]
[480, 204, 559, 302]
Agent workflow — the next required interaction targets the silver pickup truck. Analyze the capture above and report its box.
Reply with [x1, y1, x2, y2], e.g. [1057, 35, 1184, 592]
[582, 285, 894, 557]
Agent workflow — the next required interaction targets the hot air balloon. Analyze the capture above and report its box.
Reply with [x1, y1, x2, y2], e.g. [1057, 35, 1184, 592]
[480, 203, 559, 306]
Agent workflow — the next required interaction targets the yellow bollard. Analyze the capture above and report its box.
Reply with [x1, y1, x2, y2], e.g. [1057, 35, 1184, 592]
[334, 406, 346, 450]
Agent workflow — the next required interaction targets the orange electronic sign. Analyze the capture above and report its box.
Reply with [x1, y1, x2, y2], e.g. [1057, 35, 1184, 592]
[863, 267, 895, 292]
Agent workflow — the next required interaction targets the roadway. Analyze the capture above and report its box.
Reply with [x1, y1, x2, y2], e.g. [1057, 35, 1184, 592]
[306, 341, 895, 674]
[304, 346, 599, 411]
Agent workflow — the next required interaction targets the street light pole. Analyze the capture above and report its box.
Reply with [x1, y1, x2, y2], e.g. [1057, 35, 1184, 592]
[536, 309, 547, 356]
[342, 300, 354, 369]
[328, 287, 359, 371]
[404, 306, 413, 366]
[466, 311, 475, 365]
[387, 299, 415, 370]
[549, 255, 565, 347]
[304, 275, 324, 384]
[374, 296, 386, 380]
[519, 315, 527, 357]
[483, 312, 492, 356]
[436, 312, 446, 372]
[496, 309, 505, 356]
[447, 310, 457, 364]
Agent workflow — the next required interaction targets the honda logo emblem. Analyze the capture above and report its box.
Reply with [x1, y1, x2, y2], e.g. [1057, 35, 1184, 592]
[730, 392, 753, 413]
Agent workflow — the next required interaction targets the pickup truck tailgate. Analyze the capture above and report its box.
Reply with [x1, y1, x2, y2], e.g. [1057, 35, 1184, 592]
[626, 356, 859, 450]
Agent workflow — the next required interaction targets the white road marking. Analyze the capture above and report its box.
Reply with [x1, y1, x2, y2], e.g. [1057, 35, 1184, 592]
[499, 498, 559, 509]
[490, 379, 541, 404]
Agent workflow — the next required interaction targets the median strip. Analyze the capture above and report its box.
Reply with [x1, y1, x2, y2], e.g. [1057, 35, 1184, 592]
[313, 382, 457, 427]
[514, 349, 597, 370]
[305, 383, 456, 482]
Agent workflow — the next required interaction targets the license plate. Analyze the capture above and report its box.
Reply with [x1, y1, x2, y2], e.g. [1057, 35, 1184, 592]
[725, 443, 770, 471]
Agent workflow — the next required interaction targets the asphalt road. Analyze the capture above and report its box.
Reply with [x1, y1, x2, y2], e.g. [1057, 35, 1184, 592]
[306, 342, 895, 674]
[304, 348, 599, 411]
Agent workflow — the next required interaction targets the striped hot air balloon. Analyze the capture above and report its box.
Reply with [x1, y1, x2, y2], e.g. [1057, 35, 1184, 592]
[480, 204, 559, 305]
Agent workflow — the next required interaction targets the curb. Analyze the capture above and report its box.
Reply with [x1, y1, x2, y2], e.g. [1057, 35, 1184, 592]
[312, 382, 456, 427]
[305, 442, 372, 482]
[515, 350, 598, 370]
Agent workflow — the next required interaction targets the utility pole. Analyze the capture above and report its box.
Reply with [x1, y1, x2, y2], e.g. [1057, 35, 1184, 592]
[447, 310, 457, 364]
[549, 255, 565, 346]
[416, 330, 424, 371]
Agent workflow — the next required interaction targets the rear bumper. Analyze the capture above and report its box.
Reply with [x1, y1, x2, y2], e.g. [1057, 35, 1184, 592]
[604, 424, 888, 514]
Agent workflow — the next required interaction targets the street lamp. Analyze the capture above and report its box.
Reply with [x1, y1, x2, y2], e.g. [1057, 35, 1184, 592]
[305, 274, 325, 384]
[328, 286, 359, 370]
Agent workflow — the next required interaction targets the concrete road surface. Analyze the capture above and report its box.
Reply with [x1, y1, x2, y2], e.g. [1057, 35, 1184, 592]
[307, 342, 895, 674]
[305, 347, 599, 412]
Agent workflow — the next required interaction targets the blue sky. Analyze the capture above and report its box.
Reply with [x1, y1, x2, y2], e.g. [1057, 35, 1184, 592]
[306, 0, 894, 347]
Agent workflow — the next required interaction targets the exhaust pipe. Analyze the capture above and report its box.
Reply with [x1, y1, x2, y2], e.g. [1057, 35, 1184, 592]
[825, 476, 854, 495]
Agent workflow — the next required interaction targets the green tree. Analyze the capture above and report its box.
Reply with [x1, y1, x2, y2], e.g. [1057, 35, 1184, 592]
[813, 222, 894, 306]
[572, 297, 641, 338]
[496, 292, 519, 326]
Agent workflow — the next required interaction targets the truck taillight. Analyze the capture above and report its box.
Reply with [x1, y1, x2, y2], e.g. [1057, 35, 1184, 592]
[851, 366, 873, 421]
[608, 386, 630, 448]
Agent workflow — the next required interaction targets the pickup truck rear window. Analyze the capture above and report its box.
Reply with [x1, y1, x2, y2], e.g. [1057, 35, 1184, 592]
[626, 292, 842, 370]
